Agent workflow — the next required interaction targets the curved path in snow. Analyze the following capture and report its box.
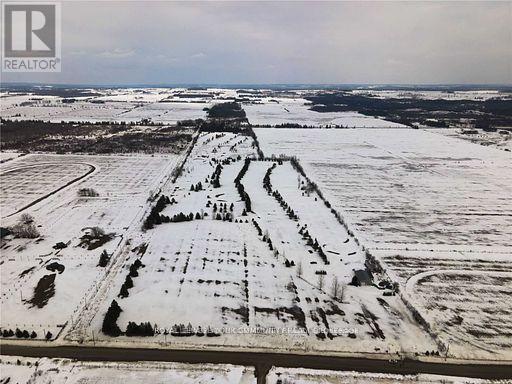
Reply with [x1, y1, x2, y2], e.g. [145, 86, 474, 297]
[1, 162, 96, 219]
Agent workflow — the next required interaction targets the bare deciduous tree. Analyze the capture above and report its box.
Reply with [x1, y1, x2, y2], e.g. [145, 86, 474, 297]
[88, 226, 106, 239]
[318, 274, 325, 290]
[296, 260, 303, 277]
[331, 276, 340, 299]
[20, 213, 34, 225]
[10, 222, 39, 238]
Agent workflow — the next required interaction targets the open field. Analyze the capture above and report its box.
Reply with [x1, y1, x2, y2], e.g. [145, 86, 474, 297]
[70, 132, 437, 357]
[1, 152, 182, 340]
[243, 96, 406, 128]
[1, 87, 511, 368]
[2, 128, 509, 360]
[255, 128, 511, 251]
[267, 367, 497, 384]
[255, 127, 512, 359]
[1, 87, 406, 128]
[0, 355, 255, 384]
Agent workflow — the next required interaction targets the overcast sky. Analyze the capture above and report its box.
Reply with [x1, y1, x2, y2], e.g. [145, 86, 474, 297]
[2, 1, 511, 85]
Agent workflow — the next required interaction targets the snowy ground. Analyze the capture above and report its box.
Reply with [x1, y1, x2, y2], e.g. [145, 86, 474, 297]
[255, 127, 512, 359]
[1, 88, 406, 127]
[0, 355, 255, 384]
[75, 132, 436, 357]
[425, 128, 512, 152]
[1, 152, 181, 340]
[0, 88, 217, 123]
[351, 89, 512, 101]
[243, 96, 406, 128]
[255, 128, 511, 251]
[1, 112, 510, 362]
[267, 367, 497, 384]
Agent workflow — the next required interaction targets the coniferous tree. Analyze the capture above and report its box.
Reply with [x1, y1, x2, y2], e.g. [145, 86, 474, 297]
[102, 300, 122, 336]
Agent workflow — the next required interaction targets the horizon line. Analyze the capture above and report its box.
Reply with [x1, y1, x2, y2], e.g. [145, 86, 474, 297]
[1, 81, 512, 90]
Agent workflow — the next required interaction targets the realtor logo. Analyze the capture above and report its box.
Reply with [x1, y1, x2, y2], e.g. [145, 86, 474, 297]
[2, 2, 61, 72]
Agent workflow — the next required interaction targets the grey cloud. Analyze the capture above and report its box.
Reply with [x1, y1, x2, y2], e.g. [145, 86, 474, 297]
[2, 1, 510, 85]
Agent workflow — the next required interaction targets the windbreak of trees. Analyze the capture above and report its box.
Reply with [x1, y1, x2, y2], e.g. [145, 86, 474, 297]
[119, 259, 145, 298]
[234, 158, 252, 213]
[210, 164, 222, 188]
[1, 328, 38, 339]
[143, 195, 173, 230]
[102, 300, 122, 337]
[126, 321, 154, 337]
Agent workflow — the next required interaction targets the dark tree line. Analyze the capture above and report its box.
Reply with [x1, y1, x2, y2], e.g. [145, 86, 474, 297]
[299, 225, 329, 265]
[234, 158, 252, 213]
[118, 259, 145, 298]
[210, 164, 222, 188]
[126, 321, 154, 336]
[190, 182, 203, 192]
[102, 300, 122, 337]
[1, 328, 38, 339]
[143, 195, 175, 230]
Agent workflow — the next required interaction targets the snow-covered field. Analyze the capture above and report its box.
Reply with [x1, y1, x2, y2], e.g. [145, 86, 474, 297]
[1, 92, 510, 364]
[267, 367, 496, 384]
[0, 88, 217, 123]
[1, 88, 406, 127]
[255, 128, 511, 251]
[1, 152, 181, 339]
[0, 356, 502, 384]
[243, 97, 406, 128]
[351, 89, 512, 101]
[74, 132, 436, 357]
[255, 127, 512, 359]
[0, 356, 255, 384]
[426, 128, 512, 152]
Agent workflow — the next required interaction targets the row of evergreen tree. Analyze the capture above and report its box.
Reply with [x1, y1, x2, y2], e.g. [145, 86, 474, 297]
[126, 321, 155, 336]
[190, 182, 203, 192]
[143, 195, 174, 230]
[234, 159, 252, 213]
[1, 328, 45, 339]
[262, 162, 277, 194]
[214, 212, 233, 221]
[212, 202, 233, 213]
[210, 164, 222, 188]
[167, 212, 205, 223]
[252, 219, 263, 236]
[118, 259, 145, 298]
[272, 190, 299, 221]
[299, 225, 329, 265]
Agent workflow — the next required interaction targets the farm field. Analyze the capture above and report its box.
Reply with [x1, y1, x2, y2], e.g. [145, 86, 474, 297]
[0, 355, 255, 384]
[78, 131, 435, 357]
[266, 367, 496, 384]
[425, 128, 512, 152]
[243, 96, 406, 128]
[255, 128, 511, 252]
[1, 88, 405, 127]
[1, 88, 511, 366]
[0, 152, 182, 340]
[255, 127, 512, 359]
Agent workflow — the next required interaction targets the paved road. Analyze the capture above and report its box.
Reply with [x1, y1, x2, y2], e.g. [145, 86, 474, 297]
[1, 344, 511, 383]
